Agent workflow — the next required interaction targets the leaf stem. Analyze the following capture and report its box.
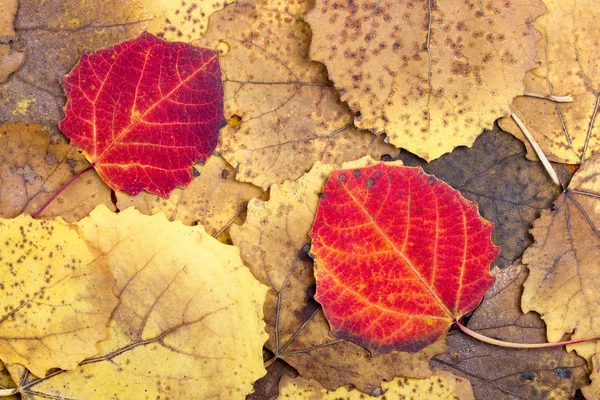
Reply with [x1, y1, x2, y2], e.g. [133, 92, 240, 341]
[454, 319, 599, 348]
[32, 164, 95, 219]
[264, 355, 278, 368]
[0, 388, 18, 396]
[523, 92, 573, 103]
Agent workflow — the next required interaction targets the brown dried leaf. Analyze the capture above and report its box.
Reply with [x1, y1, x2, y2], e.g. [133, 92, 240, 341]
[0, 0, 150, 138]
[0, 122, 114, 221]
[432, 264, 588, 400]
[0, 45, 23, 83]
[397, 127, 570, 268]
[195, 0, 398, 190]
[499, 0, 600, 164]
[306, 0, 545, 161]
[116, 155, 262, 239]
[231, 157, 445, 394]
[0, 0, 17, 41]
[521, 150, 600, 363]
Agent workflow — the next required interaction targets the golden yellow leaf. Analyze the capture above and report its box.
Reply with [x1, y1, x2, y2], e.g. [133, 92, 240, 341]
[195, 0, 398, 190]
[499, 0, 600, 164]
[278, 370, 474, 400]
[0, 214, 117, 377]
[522, 150, 600, 363]
[0, 0, 150, 138]
[116, 155, 262, 239]
[584, 355, 600, 400]
[9, 205, 269, 399]
[306, 0, 545, 161]
[0, 0, 17, 41]
[141, 0, 235, 42]
[0, 122, 115, 221]
[231, 157, 445, 393]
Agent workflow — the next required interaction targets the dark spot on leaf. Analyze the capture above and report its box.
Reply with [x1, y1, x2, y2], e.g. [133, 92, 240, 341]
[366, 177, 375, 188]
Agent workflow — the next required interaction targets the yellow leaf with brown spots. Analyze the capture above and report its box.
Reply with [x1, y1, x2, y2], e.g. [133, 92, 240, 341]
[0, 122, 114, 221]
[0, 0, 150, 138]
[521, 150, 600, 363]
[195, 0, 398, 190]
[116, 155, 262, 240]
[231, 157, 445, 394]
[141, 0, 235, 42]
[499, 0, 600, 164]
[9, 205, 268, 399]
[306, 0, 545, 161]
[0, 214, 117, 377]
[278, 370, 474, 400]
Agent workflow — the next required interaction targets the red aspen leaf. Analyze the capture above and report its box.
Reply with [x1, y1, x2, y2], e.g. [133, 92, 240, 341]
[59, 32, 225, 196]
[309, 164, 500, 355]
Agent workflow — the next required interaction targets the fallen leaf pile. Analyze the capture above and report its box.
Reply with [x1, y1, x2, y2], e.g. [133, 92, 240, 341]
[2, 0, 600, 399]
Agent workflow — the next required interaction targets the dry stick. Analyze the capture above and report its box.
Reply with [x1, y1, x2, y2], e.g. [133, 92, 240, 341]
[454, 319, 599, 349]
[32, 164, 96, 219]
[511, 111, 563, 189]
[523, 92, 573, 103]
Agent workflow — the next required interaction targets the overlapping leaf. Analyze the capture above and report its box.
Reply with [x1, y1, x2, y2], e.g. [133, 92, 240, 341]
[60, 32, 224, 196]
[0, 122, 114, 221]
[310, 163, 499, 354]
[195, 0, 397, 189]
[9, 206, 268, 399]
[521, 151, 600, 363]
[0, 0, 23, 84]
[432, 264, 588, 399]
[306, 0, 545, 161]
[231, 158, 445, 393]
[278, 370, 474, 399]
[0, 214, 117, 377]
[499, 0, 600, 164]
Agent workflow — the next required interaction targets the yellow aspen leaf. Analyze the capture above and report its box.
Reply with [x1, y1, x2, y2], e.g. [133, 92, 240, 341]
[278, 370, 474, 400]
[0, 122, 115, 221]
[116, 155, 263, 239]
[499, 0, 600, 164]
[306, 0, 545, 161]
[231, 157, 445, 393]
[0, 214, 117, 377]
[140, 0, 235, 42]
[584, 355, 600, 400]
[9, 205, 269, 399]
[195, 0, 398, 190]
[521, 151, 600, 363]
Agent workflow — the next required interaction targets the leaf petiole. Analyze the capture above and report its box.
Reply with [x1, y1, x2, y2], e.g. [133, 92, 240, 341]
[454, 318, 599, 349]
[0, 388, 18, 397]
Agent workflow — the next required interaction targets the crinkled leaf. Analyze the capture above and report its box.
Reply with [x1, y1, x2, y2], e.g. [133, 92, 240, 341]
[310, 163, 499, 354]
[0, 214, 117, 377]
[306, 0, 545, 161]
[195, 0, 397, 190]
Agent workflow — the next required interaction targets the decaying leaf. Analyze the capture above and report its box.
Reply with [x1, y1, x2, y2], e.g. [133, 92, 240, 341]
[0, 0, 151, 138]
[59, 32, 225, 196]
[231, 157, 445, 394]
[521, 150, 600, 363]
[310, 163, 499, 354]
[0, 45, 24, 83]
[306, 0, 545, 161]
[116, 155, 262, 238]
[247, 357, 298, 400]
[278, 370, 474, 400]
[9, 205, 268, 399]
[0, 122, 114, 221]
[141, 0, 235, 42]
[432, 264, 588, 400]
[0, 0, 23, 84]
[0, 0, 17, 41]
[499, 0, 600, 164]
[195, 0, 398, 190]
[398, 127, 571, 268]
[0, 214, 117, 377]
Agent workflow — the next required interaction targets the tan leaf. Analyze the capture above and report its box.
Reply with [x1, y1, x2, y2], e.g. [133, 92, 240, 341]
[140, 0, 235, 42]
[306, 0, 545, 161]
[0, 214, 118, 377]
[195, 0, 398, 190]
[231, 157, 445, 394]
[583, 355, 600, 400]
[521, 150, 600, 363]
[0, 361, 19, 399]
[433, 264, 588, 399]
[9, 205, 268, 399]
[0, 45, 23, 83]
[116, 155, 262, 239]
[278, 370, 474, 400]
[499, 0, 600, 164]
[0, 0, 151, 138]
[0, 0, 17, 41]
[0, 122, 114, 221]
